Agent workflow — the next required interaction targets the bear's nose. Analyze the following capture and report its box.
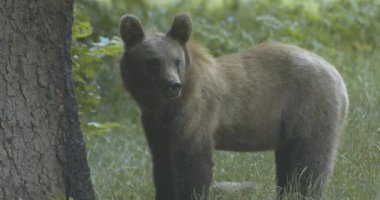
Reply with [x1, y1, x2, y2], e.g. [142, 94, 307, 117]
[168, 81, 182, 92]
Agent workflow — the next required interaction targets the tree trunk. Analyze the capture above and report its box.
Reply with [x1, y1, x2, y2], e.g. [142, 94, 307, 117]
[0, 0, 95, 199]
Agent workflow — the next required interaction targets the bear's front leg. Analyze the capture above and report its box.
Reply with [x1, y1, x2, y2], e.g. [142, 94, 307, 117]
[152, 150, 175, 200]
[171, 134, 214, 200]
[142, 116, 176, 200]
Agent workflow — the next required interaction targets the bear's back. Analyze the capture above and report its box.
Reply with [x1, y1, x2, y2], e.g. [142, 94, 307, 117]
[215, 42, 346, 107]
[211, 43, 348, 151]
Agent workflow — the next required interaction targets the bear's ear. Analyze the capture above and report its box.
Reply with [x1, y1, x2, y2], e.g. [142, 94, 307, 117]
[166, 14, 192, 45]
[120, 14, 145, 48]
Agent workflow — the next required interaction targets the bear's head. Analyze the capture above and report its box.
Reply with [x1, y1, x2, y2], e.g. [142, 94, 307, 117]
[119, 14, 192, 102]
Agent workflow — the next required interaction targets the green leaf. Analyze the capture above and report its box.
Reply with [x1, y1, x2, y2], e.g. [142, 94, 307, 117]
[72, 21, 93, 39]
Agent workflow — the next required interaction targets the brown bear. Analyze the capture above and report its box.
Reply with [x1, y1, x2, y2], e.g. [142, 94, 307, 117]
[119, 13, 348, 200]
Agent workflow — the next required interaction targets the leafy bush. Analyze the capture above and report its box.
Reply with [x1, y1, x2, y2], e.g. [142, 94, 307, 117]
[72, 5, 125, 135]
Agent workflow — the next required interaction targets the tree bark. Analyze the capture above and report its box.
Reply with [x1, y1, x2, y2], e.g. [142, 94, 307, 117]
[0, 0, 95, 199]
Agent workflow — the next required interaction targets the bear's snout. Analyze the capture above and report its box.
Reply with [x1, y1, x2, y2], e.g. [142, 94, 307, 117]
[165, 81, 182, 99]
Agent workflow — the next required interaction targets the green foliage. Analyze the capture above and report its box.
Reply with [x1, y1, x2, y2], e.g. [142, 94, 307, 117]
[72, 0, 380, 199]
[72, 5, 124, 135]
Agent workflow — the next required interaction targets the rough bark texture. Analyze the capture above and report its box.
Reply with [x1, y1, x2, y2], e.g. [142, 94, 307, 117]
[0, 0, 95, 199]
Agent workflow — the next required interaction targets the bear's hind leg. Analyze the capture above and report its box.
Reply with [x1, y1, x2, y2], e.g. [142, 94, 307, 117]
[275, 146, 291, 199]
[275, 136, 336, 199]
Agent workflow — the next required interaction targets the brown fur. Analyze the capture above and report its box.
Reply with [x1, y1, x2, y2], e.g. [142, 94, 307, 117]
[119, 14, 348, 200]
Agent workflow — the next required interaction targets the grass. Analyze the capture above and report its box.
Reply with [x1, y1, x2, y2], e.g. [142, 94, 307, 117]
[85, 48, 380, 199]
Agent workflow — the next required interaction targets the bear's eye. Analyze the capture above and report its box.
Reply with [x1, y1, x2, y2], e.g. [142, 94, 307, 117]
[174, 59, 181, 67]
[174, 59, 181, 72]
[146, 58, 161, 73]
